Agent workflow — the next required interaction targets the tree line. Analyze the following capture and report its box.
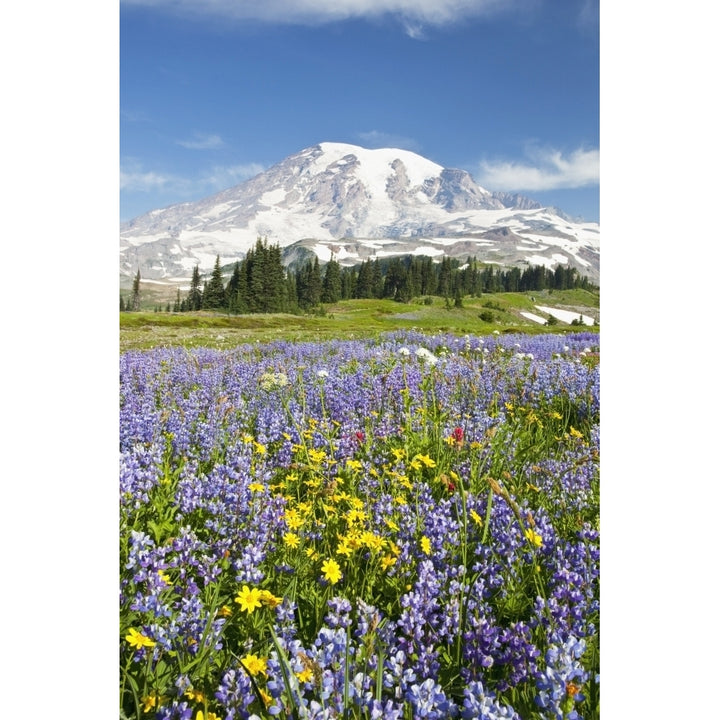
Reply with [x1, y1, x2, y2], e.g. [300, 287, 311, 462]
[121, 237, 596, 313]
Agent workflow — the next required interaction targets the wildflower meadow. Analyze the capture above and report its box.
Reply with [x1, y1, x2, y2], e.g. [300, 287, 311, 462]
[120, 330, 599, 719]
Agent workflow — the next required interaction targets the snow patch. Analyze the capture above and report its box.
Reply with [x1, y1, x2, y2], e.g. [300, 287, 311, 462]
[535, 305, 595, 326]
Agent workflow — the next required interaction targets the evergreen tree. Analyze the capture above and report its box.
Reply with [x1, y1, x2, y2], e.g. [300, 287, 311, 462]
[187, 265, 203, 310]
[454, 287, 463, 308]
[306, 257, 322, 308]
[131, 270, 141, 311]
[321, 255, 342, 304]
[203, 256, 227, 309]
[120, 295, 125, 312]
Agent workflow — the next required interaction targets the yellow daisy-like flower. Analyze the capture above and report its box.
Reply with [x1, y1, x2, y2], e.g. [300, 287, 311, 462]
[248, 482, 265, 493]
[241, 653, 268, 677]
[569, 426, 584, 439]
[234, 585, 263, 614]
[384, 518, 399, 532]
[361, 531, 385, 551]
[141, 694, 164, 712]
[284, 508, 304, 530]
[157, 569, 173, 585]
[345, 459, 362, 472]
[253, 441, 267, 455]
[420, 536, 432, 555]
[217, 605, 233, 618]
[414, 454, 437, 468]
[125, 627, 156, 650]
[196, 711, 220, 720]
[469, 509, 483, 527]
[345, 508, 367, 525]
[259, 589, 282, 608]
[321, 558, 343, 584]
[380, 554, 397, 571]
[283, 532, 300, 548]
[296, 667, 314, 684]
[525, 529, 543, 547]
[185, 688, 205, 702]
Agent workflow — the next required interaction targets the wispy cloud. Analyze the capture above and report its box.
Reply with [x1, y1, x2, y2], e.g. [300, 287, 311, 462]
[120, 160, 265, 196]
[120, 162, 186, 193]
[177, 133, 225, 150]
[199, 163, 265, 189]
[121, 0, 516, 35]
[357, 130, 420, 151]
[477, 146, 599, 192]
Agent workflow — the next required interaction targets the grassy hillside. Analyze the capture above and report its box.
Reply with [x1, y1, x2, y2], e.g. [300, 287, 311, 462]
[120, 289, 599, 351]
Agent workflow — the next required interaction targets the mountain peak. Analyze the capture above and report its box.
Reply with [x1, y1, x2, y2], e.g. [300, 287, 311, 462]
[120, 143, 599, 285]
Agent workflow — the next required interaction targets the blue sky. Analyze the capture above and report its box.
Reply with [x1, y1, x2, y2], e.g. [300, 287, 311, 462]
[120, 0, 599, 223]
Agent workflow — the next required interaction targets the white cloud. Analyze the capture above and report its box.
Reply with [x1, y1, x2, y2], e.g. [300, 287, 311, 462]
[477, 146, 599, 192]
[120, 160, 265, 195]
[199, 163, 265, 189]
[121, 0, 515, 30]
[177, 133, 225, 150]
[119, 164, 185, 193]
[357, 130, 420, 151]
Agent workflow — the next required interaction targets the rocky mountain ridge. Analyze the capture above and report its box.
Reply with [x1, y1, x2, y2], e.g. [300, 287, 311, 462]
[120, 142, 599, 287]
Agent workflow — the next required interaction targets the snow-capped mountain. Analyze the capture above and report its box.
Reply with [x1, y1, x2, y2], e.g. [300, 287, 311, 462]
[120, 142, 599, 286]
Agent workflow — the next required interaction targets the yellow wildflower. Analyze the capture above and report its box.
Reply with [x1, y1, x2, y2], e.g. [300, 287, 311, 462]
[125, 627, 156, 650]
[185, 688, 205, 702]
[141, 694, 164, 712]
[259, 589, 282, 608]
[234, 585, 263, 614]
[253, 441, 267, 455]
[217, 605, 233, 618]
[321, 558, 343, 584]
[569, 426, 584, 439]
[380, 554, 397, 571]
[283, 532, 300, 549]
[345, 459, 362, 472]
[296, 667, 314, 684]
[241, 653, 268, 677]
[308, 448, 327, 464]
[284, 508, 304, 530]
[158, 570, 172, 585]
[415, 454, 436, 468]
[361, 531, 385, 551]
[470, 509, 483, 527]
[420, 536, 432, 555]
[346, 508, 367, 525]
[248, 482, 265, 493]
[525, 529, 543, 547]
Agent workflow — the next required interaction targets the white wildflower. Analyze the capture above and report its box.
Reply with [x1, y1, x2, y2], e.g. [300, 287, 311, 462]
[415, 347, 438, 366]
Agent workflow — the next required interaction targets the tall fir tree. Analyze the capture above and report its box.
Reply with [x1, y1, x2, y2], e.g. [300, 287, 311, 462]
[187, 265, 203, 310]
[131, 270, 141, 311]
[203, 256, 226, 309]
[321, 255, 342, 304]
